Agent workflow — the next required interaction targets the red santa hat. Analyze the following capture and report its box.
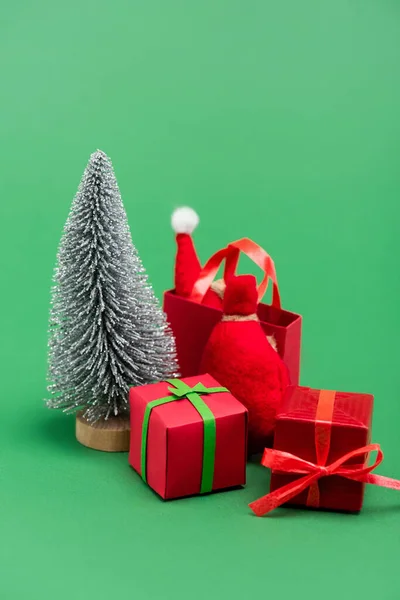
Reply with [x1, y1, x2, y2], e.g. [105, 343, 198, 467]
[171, 207, 201, 297]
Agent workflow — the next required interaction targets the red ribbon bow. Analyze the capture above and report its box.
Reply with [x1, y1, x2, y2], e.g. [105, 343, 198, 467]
[249, 443, 400, 516]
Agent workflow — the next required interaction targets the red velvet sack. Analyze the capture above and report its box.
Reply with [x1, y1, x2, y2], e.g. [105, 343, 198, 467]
[164, 238, 302, 385]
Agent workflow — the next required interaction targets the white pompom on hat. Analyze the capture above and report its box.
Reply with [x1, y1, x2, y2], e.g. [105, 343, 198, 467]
[171, 206, 200, 234]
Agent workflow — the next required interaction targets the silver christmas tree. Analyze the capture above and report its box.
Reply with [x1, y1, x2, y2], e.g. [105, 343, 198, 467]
[46, 150, 179, 421]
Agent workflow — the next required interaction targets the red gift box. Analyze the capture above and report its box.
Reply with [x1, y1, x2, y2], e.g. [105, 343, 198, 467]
[164, 238, 302, 385]
[249, 386, 400, 516]
[129, 375, 248, 499]
[271, 386, 374, 511]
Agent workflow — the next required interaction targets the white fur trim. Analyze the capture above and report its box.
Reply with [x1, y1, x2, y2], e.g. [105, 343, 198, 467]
[171, 207, 199, 234]
[210, 279, 226, 299]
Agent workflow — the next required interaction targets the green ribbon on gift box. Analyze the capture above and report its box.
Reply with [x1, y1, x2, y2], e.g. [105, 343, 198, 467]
[141, 379, 228, 494]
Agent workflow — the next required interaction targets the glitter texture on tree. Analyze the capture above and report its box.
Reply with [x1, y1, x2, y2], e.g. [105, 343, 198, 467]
[46, 150, 179, 421]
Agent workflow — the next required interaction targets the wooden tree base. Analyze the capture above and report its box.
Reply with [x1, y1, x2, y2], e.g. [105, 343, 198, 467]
[76, 411, 130, 452]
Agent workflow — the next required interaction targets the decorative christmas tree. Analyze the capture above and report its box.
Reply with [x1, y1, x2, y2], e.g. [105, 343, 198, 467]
[46, 150, 179, 449]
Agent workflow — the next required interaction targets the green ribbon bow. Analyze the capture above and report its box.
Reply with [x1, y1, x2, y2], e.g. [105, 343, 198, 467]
[141, 379, 228, 494]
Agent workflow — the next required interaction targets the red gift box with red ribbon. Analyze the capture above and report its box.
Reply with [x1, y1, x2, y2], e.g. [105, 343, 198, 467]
[249, 386, 400, 516]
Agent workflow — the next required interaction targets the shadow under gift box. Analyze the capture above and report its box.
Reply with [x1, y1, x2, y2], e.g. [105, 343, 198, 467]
[129, 375, 248, 500]
[270, 386, 374, 512]
[163, 290, 302, 385]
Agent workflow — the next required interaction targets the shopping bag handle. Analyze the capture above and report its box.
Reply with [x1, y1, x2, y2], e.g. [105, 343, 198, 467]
[190, 238, 281, 308]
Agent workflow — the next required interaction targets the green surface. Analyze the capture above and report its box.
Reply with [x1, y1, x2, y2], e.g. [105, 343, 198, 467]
[1, 1, 400, 599]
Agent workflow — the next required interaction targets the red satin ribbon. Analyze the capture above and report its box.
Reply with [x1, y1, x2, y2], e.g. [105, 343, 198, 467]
[306, 389, 336, 507]
[249, 443, 400, 516]
[190, 238, 281, 307]
[249, 389, 400, 516]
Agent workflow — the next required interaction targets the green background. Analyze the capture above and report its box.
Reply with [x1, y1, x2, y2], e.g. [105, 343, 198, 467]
[1, 1, 400, 598]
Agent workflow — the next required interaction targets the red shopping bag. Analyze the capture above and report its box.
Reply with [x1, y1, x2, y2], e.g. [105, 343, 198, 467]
[163, 238, 302, 384]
